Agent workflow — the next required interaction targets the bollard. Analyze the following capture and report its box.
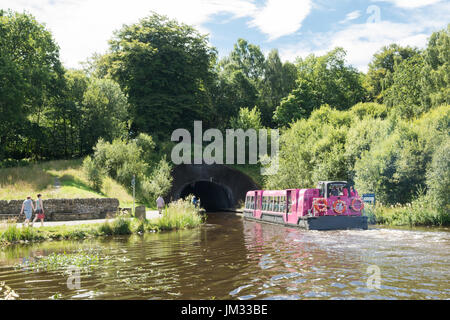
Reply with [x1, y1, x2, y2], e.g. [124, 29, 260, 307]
[135, 206, 146, 220]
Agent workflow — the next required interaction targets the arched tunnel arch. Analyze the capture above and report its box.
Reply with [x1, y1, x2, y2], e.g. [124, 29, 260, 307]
[169, 164, 259, 211]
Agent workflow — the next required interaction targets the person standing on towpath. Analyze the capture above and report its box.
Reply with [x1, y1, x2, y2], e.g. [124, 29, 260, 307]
[156, 196, 165, 215]
[19, 196, 35, 227]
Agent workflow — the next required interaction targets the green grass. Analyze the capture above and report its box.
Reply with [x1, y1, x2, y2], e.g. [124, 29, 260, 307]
[372, 199, 450, 227]
[0, 159, 143, 208]
[156, 197, 205, 230]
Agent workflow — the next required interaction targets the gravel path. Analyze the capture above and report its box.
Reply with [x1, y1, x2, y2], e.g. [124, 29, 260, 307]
[16, 210, 161, 228]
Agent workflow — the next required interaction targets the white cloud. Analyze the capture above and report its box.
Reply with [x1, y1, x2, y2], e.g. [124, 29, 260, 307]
[339, 10, 361, 24]
[372, 0, 442, 9]
[248, 0, 312, 40]
[278, 0, 449, 72]
[279, 17, 446, 72]
[1, 0, 259, 68]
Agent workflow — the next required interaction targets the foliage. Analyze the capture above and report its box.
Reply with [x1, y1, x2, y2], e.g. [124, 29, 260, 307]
[82, 156, 105, 191]
[229, 107, 263, 130]
[274, 48, 366, 126]
[80, 78, 130, 153]
[156, 196, 205, 230]
[139, 157, 173, 204]
[0, 10, 64, 160]
[384, 54, 427, 118]
[364, 44, 420, 102]
[104, 12, 217, 139]
[422, 24, 450, 109]
[87, 137, 172, 206]
[426, 139, 450, 214]
[266, 105, 352, 189]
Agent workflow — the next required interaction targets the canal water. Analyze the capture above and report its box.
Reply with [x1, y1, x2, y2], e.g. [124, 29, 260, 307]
[0, 213, 449, 300]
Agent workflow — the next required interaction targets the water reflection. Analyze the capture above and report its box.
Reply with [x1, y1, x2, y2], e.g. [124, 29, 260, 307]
[0, 213, 449, 300]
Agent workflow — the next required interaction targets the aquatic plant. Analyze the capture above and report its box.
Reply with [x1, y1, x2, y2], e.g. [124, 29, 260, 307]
[16, 251, 99, 272]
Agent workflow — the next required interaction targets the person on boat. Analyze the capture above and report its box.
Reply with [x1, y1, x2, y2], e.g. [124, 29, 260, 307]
[350, 186, 358, 197]
[343, 187, 349, 197]
[331, 186, 339, 196]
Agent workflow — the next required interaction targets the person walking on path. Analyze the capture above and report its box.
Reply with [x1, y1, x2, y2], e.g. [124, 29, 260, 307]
[20, 196, 35, 227]
[156, 196, 165, 215]
[32, 194, 45, 227]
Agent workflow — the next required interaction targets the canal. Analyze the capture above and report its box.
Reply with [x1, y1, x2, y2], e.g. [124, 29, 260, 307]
[0, 213, 449, 299]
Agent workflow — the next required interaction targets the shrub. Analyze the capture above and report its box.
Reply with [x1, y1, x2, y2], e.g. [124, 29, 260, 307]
[82, 156, 105, 191]
[111, 216, 131, 235]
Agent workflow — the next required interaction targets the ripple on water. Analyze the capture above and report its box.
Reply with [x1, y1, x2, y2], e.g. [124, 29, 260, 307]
[0, 213, 449, 300]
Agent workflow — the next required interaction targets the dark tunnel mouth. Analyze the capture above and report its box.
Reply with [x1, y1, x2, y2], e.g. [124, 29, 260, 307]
[178, 180, 232, 211]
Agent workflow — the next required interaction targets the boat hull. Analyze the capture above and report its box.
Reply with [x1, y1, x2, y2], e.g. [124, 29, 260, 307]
[243, 211, 368, 230]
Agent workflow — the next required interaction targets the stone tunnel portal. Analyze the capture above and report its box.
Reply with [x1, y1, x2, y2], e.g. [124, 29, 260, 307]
[169, 164, 259, 212]
[179, 180, 232, 211]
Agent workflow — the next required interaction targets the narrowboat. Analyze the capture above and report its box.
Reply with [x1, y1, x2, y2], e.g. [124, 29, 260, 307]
[243, 181, 368, 230]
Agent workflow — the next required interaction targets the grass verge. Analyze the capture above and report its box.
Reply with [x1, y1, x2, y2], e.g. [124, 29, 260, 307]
[371, 198, 449, 227]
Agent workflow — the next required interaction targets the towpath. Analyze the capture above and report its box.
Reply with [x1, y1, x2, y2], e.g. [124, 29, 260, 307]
[14, 210, 161, 228]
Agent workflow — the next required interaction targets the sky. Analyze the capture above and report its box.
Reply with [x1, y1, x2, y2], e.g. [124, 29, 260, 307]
[1, 0, 449, 72]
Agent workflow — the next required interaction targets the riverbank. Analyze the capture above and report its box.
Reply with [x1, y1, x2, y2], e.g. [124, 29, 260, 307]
[0, 199, 205, 247]
[367, 202, 449, 227]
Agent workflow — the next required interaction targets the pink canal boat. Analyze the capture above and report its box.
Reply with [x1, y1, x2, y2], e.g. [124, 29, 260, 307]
[243, 181, 368, 230]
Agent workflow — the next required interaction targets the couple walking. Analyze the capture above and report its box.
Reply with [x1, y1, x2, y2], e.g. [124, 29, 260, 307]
[20, 194, 45, 227]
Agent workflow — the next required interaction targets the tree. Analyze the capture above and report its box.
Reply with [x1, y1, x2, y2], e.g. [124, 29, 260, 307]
[384, 54, 427, 118]
[81, 79, 129, 154]
[105, 13, 217, 140]
[365, 44, 420, 102]
[274, 48, 365, 126]
[0, 10, 64, 159]
[229, 107, 263, 131]
[259, 50, 297, 126]
[422, 24, 450, 109]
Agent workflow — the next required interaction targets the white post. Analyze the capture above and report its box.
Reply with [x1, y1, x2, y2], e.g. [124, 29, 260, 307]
[132, 175, 135, 216]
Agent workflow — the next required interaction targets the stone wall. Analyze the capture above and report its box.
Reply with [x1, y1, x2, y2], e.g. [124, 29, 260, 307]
[0, 198, 119, 221]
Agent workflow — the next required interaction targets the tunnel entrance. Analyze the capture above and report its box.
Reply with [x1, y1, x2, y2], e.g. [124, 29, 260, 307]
[179, 180, 232, 211]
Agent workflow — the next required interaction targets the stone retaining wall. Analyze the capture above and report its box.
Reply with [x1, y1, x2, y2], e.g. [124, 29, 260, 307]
[0, 198, 119, 221]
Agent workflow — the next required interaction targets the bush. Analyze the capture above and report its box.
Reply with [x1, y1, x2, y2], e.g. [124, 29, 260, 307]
[154, 196, 204, 230]
[111, 216, 131, 235]
[426, 139, 450, 213]
[82, 156, 105, 191]
[139, 157, 173, 204]
[98, 221, 113, 235]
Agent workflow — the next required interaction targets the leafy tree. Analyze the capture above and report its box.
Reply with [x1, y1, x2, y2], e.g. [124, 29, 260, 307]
[266, 105, 352, 189]
[105, 13, 217, 140]
[273, 48, 366, 126]
[259, 50, 297, 126]
[140, 156, 173, 203]
[365, 44, 420, 102]
[81, 78, 129, 153]
[422, 24, 450, 109]
[83, 155, 105, 191]
[229, 107, 263, 130]
[426, 139, 450, 213]
[0, 10, 64, 159]
[384, 54, 427, 119]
